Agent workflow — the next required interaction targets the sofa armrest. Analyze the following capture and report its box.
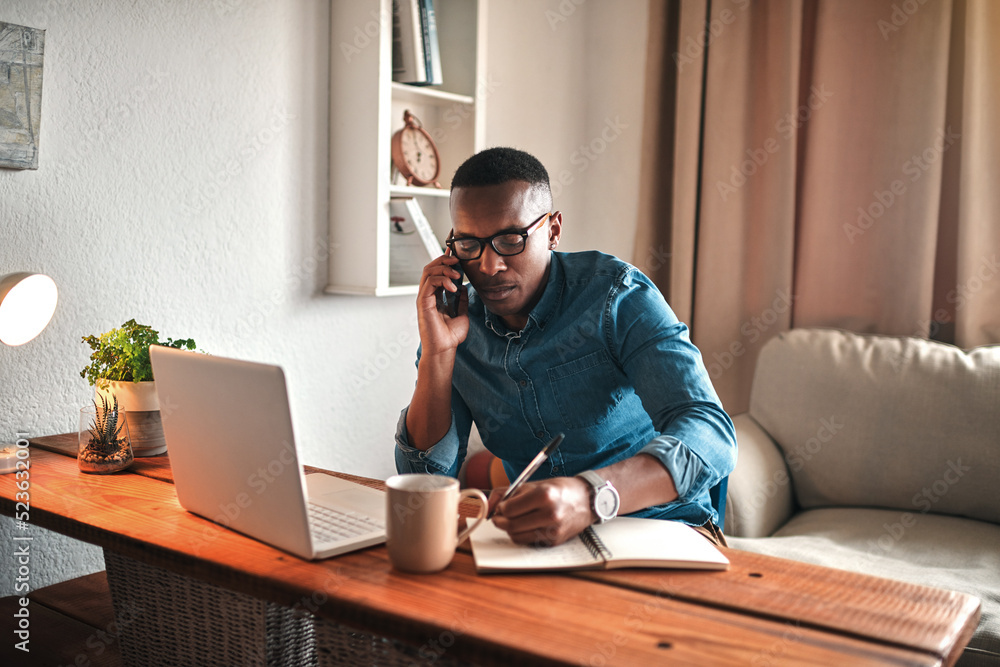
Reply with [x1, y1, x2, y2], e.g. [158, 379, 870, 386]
[725, 413, 796, 537]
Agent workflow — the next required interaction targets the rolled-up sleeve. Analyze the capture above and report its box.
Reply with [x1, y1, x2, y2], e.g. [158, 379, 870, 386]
[394, 407, 464, 477]
[609, 268, 737, 502]
[394, 349, 475, 478]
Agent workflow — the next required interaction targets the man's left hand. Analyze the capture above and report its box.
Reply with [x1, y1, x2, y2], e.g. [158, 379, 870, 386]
[490, 477, 594, 546]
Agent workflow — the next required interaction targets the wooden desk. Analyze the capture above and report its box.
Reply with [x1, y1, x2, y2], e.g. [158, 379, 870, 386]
[1, 436, 981, 666]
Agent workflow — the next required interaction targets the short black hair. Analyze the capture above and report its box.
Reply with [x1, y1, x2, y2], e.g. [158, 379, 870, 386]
[451, 147, 550, 190]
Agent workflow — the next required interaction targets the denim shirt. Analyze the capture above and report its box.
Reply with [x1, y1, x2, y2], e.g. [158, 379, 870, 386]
[395, 251, 737, 527]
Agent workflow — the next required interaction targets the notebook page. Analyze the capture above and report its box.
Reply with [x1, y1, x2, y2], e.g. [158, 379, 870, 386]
[591, 517, 729, 569]
[469, 520, 600, 571]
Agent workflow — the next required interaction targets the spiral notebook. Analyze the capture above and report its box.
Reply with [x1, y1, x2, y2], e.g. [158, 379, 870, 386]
[469, 517, 729, 573]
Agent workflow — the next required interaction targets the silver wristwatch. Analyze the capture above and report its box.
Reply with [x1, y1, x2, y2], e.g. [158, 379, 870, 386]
[577, 470, 620, 524]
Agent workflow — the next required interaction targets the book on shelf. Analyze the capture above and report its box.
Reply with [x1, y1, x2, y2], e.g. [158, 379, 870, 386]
[391, 0, 427, 84]
[414, 0, 443, 86]
[389, 197, 442, 285]
[469, 517, 730, 574]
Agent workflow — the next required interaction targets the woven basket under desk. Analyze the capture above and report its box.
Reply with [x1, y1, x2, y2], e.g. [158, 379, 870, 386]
[313, 616, 477, 667]
[103, 549, 317, 667]
[104, 549, 480, 667]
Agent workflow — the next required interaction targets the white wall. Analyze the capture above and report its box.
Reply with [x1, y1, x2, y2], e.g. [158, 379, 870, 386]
[0, 0, 420, 591]
[0, 0, 648, 591]
[485, 0, 649, 258]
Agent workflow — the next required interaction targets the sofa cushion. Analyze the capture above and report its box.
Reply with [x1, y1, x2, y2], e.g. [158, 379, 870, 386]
[749, 329, 1000, 524]
[726, 414, 797, 538]
[729, 507, 1000, 662]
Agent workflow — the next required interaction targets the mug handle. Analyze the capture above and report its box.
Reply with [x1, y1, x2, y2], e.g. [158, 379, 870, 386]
[456, 488, 489, 544]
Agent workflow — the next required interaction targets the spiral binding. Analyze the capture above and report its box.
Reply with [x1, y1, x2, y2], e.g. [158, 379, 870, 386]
[579, 527, 613, 563]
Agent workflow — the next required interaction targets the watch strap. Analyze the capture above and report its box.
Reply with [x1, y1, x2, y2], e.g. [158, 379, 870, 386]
[577, 470, 606, 489]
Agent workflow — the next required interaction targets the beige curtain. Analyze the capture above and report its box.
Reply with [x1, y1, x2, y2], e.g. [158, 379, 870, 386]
[635, 0, 1000, 414]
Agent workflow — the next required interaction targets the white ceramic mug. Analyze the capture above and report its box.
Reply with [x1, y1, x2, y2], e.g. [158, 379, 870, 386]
[385, 474, 488, 573]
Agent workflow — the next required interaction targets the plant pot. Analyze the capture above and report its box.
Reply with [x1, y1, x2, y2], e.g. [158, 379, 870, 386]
[95, 381, 167, 457]
[78, 403, 134, 474]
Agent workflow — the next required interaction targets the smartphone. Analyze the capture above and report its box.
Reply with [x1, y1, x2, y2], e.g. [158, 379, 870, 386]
[439, 261, 464, 317]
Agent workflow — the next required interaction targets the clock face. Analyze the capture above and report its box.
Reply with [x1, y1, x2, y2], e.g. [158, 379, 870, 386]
[401, 128, 439, 183]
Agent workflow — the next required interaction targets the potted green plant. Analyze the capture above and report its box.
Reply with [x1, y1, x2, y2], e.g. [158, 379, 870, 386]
[80, 319, 197, 456]
[78, 394, 134, 474]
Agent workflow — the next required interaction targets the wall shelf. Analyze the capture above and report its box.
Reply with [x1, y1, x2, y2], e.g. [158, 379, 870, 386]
[389, 184, 450, 198]
[391, 82, 474, 106]
[326, 0, 487, 297]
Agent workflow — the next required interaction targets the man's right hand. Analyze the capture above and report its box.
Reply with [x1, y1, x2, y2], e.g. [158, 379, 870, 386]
[417, 253, 469, 358]
[406, 253, 470, 450]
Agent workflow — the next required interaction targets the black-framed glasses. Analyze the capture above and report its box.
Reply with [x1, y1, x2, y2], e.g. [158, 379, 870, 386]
[445, 212, 552, 260]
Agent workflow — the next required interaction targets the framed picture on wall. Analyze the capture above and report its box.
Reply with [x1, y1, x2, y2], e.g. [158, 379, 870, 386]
[0, 22, 45, 170]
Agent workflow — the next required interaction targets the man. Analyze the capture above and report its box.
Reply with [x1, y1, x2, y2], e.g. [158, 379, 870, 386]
[395, 147, 736, 547]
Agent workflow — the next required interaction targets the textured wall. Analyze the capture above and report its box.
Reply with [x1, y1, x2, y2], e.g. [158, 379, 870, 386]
[0, 0, 420, 592]
[0, 0, 647, 593]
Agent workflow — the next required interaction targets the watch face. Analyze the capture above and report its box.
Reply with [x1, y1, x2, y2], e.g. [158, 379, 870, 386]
[401, 128, 439, 183]
[595, 487, 619, 520]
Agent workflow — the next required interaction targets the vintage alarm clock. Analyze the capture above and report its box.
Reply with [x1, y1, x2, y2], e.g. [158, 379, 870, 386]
[391, 110, 442, 188]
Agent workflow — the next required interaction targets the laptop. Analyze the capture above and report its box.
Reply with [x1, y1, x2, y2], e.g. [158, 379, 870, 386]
[149, 345, 386, 560]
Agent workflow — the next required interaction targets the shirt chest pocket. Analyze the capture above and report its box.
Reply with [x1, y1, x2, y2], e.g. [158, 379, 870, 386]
[547, 350, 625, 429]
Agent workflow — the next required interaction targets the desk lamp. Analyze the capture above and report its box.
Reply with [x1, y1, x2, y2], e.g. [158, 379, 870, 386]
[0, 272, 58, 472]
[0, 272, 58, 346]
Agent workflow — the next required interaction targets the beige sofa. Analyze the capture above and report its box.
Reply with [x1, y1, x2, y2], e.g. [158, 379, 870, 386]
[724, 328, 1000, 665]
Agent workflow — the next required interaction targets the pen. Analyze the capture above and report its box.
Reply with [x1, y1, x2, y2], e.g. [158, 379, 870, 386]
[488, 433, 565, 519]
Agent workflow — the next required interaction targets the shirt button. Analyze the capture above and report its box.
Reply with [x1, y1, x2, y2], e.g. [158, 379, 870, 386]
[551, 466, 560, 473]
[520, 380, 527, 387]
[536, 430, 545, 438]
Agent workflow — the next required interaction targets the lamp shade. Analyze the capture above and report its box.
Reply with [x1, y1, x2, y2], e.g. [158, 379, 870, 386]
[0, 273, 58, 346]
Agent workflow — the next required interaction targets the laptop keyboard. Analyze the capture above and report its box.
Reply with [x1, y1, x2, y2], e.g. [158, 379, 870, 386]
[307, 502, 384, 544]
